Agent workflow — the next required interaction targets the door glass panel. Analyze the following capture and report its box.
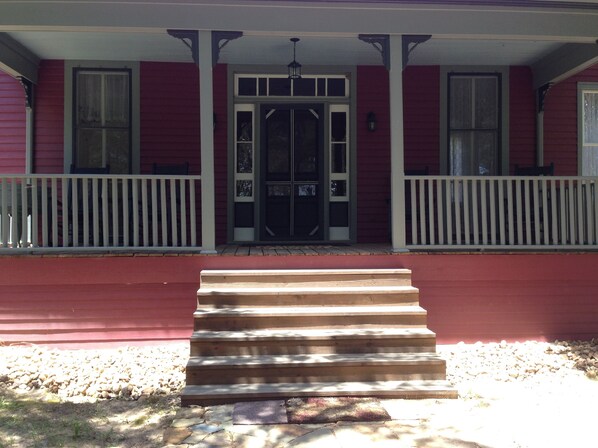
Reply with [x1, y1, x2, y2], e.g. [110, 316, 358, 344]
[331, 180, 347, 197]
[331, 144, 346, 173]
[266, 109, 291, 178]
[294, 109, 318, 180]
[268, 185, 291, 196]
[237, 143, 253, 173]
[237, 180, 253, 197]
[296, 184, 317, 197]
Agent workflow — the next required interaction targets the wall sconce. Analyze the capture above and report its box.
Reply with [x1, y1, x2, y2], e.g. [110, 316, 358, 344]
[367, 112, 377, 132]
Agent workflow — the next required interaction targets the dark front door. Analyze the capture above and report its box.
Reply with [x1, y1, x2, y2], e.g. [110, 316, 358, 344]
[260, 104, 323, 241]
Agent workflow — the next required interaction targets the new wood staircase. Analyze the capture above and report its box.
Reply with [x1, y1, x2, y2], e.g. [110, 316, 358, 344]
[181, 269, 457, 406]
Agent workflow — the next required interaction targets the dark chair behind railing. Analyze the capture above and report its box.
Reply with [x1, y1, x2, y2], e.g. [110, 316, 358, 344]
[513, 162, 554, 244]
[68, 164, 110, 246]
[150, 162, 190, 246]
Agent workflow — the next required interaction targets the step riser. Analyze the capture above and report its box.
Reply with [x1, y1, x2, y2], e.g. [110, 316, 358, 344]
[181, 388, 458, 407]
[190, 340, 437, 356]
[193, 315, 427, 331]
[197, 292, 419, 307]
[201, 273, 412, 289]
[187, 365, 447, 385]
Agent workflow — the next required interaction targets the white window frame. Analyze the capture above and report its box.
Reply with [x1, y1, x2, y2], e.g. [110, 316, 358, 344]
[440, 66, 509, 175]
[64, 60, 140, 174]
[578, 83, 598, 176]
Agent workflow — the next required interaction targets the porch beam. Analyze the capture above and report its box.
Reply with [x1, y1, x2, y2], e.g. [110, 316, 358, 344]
[532, 43, 598, 89]
[4, 3, 598, 42]
[389, 35, 406, 252]
[199, 30, 216, 253]
[0, 33, 39, 83]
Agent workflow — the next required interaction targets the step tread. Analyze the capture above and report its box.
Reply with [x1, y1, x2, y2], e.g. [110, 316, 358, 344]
[191, 327, 436, 341]
[181, 380, 457, 399]
[194, 305, 427, 317]
[201, 269, 412, 276]
[198, 285, 419, 294]
[187, 353, 446, 368]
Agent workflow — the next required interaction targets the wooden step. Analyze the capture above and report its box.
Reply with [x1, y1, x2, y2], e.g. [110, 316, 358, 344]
[193, 305, 428, 330]
[200, 269, 413, 288]
[186, 353, 447, 384]
[190, 327, 437, 356]
[181, 380, 458, 406]
[197, 285, 420, 307]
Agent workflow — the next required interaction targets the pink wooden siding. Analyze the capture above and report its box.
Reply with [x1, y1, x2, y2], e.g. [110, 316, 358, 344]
[140, 62, 200, 174]
[140, 62, 227, 244]
[1, 253, 597, 347]
[544, 65, 598, 175]
[404, 65, 440, 174]
[356, 66, 391, 243]
[0, 71, 26, 173]
[34, 60, 64, 174]
[509, 66, 536, 172]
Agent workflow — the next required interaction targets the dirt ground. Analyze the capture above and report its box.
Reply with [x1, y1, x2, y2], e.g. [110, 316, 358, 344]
[0, 388, 178, 448]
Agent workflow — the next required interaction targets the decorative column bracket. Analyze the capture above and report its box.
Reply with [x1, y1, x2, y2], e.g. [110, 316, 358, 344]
[167, 29, 199, 65]
[402, 35, 431, 69]
[538, 82, 553, 112]
[212, 31, 243, 67]
[358, 34, 390, 70]
[18, 76, 33, 108]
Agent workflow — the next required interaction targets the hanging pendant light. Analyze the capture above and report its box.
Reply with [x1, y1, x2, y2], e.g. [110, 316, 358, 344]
[288, 38, 302, 80]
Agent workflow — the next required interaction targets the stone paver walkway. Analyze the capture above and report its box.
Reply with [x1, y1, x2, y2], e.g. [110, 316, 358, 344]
[163, 375, 598, 448]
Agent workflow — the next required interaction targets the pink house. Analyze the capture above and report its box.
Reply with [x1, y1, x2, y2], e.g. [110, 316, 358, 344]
[1, 0, 598, 348]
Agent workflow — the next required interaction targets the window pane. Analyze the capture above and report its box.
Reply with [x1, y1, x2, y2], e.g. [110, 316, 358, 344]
[267, 185, 291, 196]
[331, 112, 346, 142]
[258, 78, 267, 96]
[449, 131, 472, 176]
[331, 180, 347, 197]
[584, 92, 598, 144]
[331, 144, 346, 173]
[582, 146, 598, 176]
[238, 78, 257, 96]
[237, 143, 253, 173]
[106, 130, 130, 174]
[77, 74, 102, 126]
[105, 74, 130, 127]
[317, 78, 326, 96]
[236, 180, 253, 197]
[269, 78, 292, 96]
[236, 111, 253, 141]
[327, 78, 346, 97]
[294, 78, 316, 96]
[266, 109, 290, 176]
[76, 129, 103, 168]
[474, 77, 498, 129]
[474, 131, 498, 175]
[449, 77, 472, 129]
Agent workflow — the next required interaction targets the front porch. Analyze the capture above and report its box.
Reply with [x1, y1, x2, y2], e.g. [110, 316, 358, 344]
[2, 173, 597, 252]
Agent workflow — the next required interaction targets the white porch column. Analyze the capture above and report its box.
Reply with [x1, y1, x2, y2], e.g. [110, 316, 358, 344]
[199, 30, 216, 253]
[389, 35, 406, 251]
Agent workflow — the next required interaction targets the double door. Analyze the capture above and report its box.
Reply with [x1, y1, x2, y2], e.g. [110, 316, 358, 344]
[260, 104, 323, 241]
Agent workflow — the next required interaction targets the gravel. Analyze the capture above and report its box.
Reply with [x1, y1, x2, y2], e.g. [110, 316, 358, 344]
[1, 340, 597, 401]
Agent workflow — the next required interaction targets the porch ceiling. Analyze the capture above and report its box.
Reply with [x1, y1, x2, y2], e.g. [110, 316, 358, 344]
[5, 30, 563, 68]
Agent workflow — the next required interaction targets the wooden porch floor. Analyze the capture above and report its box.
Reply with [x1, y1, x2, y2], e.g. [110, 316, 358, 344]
[215, 244, 397, 256]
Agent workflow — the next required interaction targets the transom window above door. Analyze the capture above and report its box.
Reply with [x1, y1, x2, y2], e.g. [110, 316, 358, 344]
[235, 74, 349, 98]
[74, 69, 132, 173]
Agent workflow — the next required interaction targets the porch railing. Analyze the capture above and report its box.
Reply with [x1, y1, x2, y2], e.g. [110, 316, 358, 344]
[406, 176, 598, 249]
[0, 174, 201, 250]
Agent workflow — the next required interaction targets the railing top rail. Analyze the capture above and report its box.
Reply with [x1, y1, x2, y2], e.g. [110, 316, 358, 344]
[403, 175, 598, 181]
[0, 174, 202, 180]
